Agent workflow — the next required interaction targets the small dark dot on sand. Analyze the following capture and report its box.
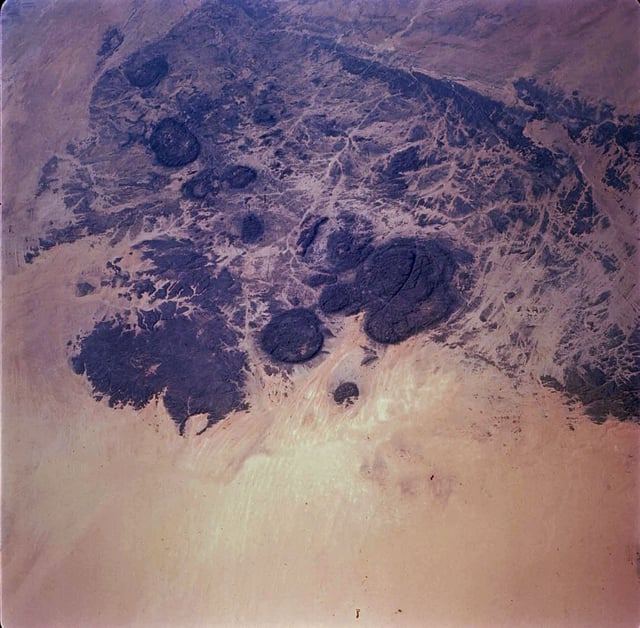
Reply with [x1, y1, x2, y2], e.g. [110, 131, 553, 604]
[333, 381, 359, 405]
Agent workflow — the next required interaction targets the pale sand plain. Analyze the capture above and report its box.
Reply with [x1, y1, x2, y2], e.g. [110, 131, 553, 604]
[3, 1, 639, 626]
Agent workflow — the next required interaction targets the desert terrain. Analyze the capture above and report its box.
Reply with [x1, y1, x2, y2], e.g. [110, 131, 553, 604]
[2, 1, 639, 626]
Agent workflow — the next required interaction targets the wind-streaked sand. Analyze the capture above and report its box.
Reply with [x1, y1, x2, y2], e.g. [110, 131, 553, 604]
[3, 244, 639, 627]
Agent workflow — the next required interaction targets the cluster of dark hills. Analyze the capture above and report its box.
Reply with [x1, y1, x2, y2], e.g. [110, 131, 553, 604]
[25, 0, 637, 431]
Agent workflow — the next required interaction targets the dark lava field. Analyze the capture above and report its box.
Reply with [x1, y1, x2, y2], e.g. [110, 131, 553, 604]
[18, 0, 640, 433]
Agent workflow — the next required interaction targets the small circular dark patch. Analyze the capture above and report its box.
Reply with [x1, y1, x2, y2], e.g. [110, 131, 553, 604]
[241, 213, 264, 243]
[223, 165, 257, 189]
[149, 118, 200, 168]
[76, 281, 96, 297]
[124, 56, 169, 88]
[253, 106, 278, 126]
[181, 170, 218, 200]
[333, 381, 359, 405]
[260, 308, 323, 363]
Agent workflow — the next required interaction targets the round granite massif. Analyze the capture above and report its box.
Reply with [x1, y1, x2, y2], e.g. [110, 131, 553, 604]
[260, 308, 324, 363]
[149, 118, 200, 168]
[333, 381, 359, 405]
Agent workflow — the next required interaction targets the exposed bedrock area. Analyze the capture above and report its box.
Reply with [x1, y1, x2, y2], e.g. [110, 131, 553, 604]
[259, 308, 324, 364]
[223, 165, 258, 189]
[181, 169, 219, 200]
[240, 213, 264, 244]
[124, 55, 169, 88]
[319, 238, 462, 344]
[180, 164, 257, 201]
[42, 0, 635, 433]
[72, 315, 247, 435]
[333, 382, 359, 405]
[149, 118, 201, 168]
[70, 238, 248, 435]
[326, 228, 373, 272]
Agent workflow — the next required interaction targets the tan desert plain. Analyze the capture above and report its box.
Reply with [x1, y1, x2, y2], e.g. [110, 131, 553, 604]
[2, 0, 639, 626]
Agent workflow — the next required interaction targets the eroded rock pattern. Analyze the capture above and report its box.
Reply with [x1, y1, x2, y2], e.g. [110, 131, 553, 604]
[21, 0, 639, 431]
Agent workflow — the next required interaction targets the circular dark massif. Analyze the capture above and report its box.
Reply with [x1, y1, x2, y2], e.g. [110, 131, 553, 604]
[260, 308, 324, 363]
[356, 239, 458, 344]
[316, 238, 459, 344]
[149, 118, 201, 168]
[333, 381, 359, 405]
[181, 170, 219, 200]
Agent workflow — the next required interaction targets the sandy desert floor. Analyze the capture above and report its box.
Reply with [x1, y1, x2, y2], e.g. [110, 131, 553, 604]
[2, 1, 639, 626]
[3, 244, 639, 626]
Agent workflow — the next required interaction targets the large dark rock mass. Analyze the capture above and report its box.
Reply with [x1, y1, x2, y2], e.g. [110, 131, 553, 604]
[149, 118, 200, 168]
[72, 315, 246, 435]
[360, 240, 458, 344]
[260, 308, 324, 364]
[319, 238, 459, 344]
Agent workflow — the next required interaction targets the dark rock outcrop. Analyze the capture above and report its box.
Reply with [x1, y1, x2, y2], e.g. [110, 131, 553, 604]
[72, 315, 247, 435]
[124, 56, 169, 88]
[149, 118, 200, 168]
[223, 165, 257, 189]
[319, 238, 460, 345]
[76, 282, 96, 297]
[333, 381, 359, 405]
[260, 308, 324, 363]
[241, 213, 264, 243]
